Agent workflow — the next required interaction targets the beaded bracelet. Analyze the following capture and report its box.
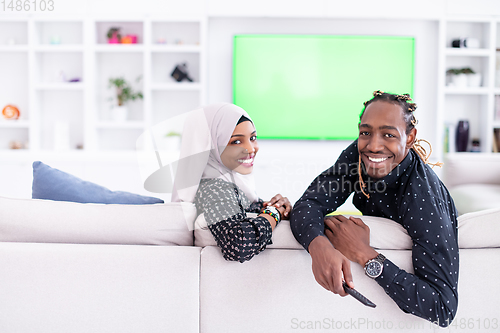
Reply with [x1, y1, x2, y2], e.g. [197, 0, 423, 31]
[262, 206, 281, 225]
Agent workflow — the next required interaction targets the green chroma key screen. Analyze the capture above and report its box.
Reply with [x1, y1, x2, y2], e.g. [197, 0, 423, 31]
[233, 35, 414, 140]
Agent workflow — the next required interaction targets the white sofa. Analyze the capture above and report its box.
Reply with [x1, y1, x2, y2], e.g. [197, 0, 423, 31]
[442, 153, 500, 215]
[1, 196, 499, 333]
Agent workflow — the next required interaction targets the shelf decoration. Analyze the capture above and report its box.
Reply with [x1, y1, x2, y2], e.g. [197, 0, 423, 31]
[9, 140, 25, 149]
[121, 35, 138, 44]
[171, 63, 193, 82]
[451, 37, 480, 49]
[446, 67, 481, 87]
[2, 105, 20, 120]
[107, 27, 121, 44]
[456, 120, 470, 152]
[108, 76, 143, 122]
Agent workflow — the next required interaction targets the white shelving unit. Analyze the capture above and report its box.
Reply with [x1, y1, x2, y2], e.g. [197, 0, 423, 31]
[437, 17, 499, 156]
[0, 15, 205, 152]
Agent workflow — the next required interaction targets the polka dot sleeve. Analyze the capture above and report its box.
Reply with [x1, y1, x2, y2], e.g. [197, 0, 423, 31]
[194, 178, 272, 263]
[376, 188, 459, 327]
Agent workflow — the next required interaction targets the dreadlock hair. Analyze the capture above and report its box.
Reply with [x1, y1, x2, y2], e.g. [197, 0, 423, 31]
[357, 90, 443, 199]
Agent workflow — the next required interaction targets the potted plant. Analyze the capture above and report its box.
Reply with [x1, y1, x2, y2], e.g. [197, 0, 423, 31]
[108, 76, 143, 121]
[163, 130, 182, 151]
[461, 67, 482, 87]
[107, 27, 121, 44]
[446, 68, 467, 87]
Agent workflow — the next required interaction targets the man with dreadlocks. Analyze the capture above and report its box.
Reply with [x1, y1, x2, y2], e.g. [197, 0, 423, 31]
[290, 91, 458, 327]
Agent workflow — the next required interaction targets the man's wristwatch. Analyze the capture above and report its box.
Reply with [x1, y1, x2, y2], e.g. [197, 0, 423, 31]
[364, 253, 386, 279]
[262, 206, 281, 224]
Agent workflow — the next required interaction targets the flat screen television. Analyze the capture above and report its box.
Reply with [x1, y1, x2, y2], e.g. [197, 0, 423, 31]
[233, 35, 415, 140]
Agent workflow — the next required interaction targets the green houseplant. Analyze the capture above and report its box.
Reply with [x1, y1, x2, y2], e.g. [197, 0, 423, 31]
[108, 76, 143, 121]
[108, 76, 143, 106]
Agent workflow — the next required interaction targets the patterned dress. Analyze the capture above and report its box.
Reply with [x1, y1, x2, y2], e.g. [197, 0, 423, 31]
[193, 178, 272, 263]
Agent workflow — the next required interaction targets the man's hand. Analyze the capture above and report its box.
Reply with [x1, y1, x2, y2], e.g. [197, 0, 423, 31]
[308, 235, 354, 296]
[324, 215, 378, 266]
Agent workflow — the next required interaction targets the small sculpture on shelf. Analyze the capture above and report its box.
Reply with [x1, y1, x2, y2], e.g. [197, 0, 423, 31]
[2, 105, 20, 120]
[171, 63, 193, 82]
[108, 76, 143, 122]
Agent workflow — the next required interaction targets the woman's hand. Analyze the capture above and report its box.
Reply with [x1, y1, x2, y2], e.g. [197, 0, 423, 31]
[263, 194, 292, 219]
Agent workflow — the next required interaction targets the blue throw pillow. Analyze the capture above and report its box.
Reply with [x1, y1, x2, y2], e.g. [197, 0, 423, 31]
[32, 161, 164, 205]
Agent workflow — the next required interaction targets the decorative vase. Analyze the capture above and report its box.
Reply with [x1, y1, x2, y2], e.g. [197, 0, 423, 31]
[112, 105, 128, 122]
[108, 32, 120, 44]
[455, 120, 469, 152]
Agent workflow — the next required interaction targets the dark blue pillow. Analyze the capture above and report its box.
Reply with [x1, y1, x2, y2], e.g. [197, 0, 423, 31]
[32, 161, 164, 205]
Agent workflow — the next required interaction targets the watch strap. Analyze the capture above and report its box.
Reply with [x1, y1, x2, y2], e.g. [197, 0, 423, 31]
[374, 253, 386, 263]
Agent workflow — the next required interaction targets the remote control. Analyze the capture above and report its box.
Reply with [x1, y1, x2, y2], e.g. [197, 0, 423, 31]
[343, 282, 376, 308]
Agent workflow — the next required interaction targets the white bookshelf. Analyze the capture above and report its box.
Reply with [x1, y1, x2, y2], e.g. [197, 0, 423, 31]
[0, 15, 206, 152]
[437, 17, 499, 156]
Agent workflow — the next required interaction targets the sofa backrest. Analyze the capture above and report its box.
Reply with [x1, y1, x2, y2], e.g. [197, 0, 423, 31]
[0, 196, 196, 246]
[442, 153, 500, 188]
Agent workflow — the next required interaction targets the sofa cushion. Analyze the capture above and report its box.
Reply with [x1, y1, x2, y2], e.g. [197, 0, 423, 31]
[194, 213, 412, 250]
[32, 161, 164, 204]
[457, 207, 500, 248]
[442, 153, 500, 189]
[449, 184, 500, 215]
[0, 196, 195, 246]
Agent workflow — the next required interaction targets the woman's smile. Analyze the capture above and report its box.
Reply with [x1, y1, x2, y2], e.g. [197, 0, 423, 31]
[237, 155, 255, 167]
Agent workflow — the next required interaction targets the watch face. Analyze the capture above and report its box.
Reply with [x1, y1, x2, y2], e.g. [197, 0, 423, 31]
[365, 261, 382, 278]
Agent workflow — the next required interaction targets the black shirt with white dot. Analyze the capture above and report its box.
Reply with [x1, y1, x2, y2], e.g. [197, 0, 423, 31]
[291, 140, 459, 327]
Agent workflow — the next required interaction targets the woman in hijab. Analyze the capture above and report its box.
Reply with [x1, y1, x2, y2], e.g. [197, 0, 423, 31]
[172, 103, 291, 262]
